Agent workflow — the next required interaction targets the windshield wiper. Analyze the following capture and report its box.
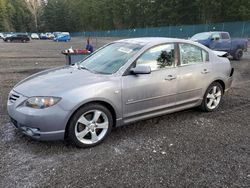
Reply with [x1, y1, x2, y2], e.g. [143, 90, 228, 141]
[79, 64, 97, 74]
[76, 63, 81, 70]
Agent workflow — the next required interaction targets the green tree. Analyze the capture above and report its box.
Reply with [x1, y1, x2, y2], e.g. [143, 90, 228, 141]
[0, 0, 11, 31]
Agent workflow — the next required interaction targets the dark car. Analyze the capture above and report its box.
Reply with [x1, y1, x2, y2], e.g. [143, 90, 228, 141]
[191, 32, 248, 60]
[4, 34, 30, 43]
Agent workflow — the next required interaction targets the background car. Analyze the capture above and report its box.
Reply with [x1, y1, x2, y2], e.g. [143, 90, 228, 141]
[39, 33, 48, 39]
[191, 31, 248, 60]
[3, 33, 30, 42]
[46, 32, 55, 39]
[53, 32, 71, 42]
[7, 38, 233, 148]
[30, 33, 39, 39]
[39, 32, 55, 40]
[53, 32, 62, 38]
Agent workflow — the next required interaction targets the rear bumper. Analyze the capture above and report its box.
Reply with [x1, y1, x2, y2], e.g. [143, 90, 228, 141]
[225, 73, 234, 93]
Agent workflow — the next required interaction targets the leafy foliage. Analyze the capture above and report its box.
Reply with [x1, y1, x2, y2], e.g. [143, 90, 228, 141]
[0, 0, 249, 32]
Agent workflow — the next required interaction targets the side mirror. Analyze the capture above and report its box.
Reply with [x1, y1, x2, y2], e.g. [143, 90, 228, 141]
[130, 65, 151, 74]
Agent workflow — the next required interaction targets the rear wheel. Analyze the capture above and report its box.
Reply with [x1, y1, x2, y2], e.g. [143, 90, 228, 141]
[67, 103, 113, 148]
[200, 82, 223, 112]
[233, 49, 243, 60]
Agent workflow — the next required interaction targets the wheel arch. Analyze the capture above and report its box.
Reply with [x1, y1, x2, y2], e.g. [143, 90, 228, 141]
[200, 79, 225, 112]
[210, 79, 225, 93]
[64, 100, 117, 139]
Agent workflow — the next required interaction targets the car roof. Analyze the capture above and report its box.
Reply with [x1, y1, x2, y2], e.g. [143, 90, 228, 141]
[116, 37, 213, 53]
[116, 37, 193, 46]
[196, 31, 229, 34]
[15, 33, 28, 35]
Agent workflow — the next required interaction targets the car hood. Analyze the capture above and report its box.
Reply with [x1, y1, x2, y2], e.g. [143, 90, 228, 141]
[14, 66, 111, 97]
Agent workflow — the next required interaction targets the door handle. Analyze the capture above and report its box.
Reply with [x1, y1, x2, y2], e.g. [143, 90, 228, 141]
[165, 75, 177, 81]
[201, 69, 210, 74]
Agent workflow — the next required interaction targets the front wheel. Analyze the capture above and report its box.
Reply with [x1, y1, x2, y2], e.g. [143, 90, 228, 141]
[200, 82, 223, 112]
[67, 103, 113, 148]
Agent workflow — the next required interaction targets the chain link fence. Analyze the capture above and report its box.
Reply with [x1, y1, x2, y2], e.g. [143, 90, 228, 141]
[72, 21, 250, 39]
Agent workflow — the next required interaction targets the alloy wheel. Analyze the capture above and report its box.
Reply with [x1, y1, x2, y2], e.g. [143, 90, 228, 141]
[206, 86, 222, 110]
[74, 110, 109, 144]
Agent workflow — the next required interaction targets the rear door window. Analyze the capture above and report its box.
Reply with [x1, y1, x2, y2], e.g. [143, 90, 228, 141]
[179, 43, 209, 65]
[221, 33, 230, 39]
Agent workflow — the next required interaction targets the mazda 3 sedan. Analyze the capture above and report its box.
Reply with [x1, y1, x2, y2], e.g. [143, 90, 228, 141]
[7, 38, 234, 148]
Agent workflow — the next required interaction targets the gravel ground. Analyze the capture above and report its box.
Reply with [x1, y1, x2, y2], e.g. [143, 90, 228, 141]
[0, 38, 250, 188]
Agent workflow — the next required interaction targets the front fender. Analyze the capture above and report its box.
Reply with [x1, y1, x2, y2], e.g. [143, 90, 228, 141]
[60, 79, 122, 129]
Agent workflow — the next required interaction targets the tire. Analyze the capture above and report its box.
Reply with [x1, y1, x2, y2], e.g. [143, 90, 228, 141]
[233, 49, 243, 60]
[200, 82, 223, 112]
[66, 103, 113, 148]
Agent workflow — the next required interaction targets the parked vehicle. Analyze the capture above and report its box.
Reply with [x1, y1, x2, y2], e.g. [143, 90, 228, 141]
[54, 32, 71, 42]
[191, 31, 248, 60]
[39, 32, 55, 40]
[53, 32, 62, 38]
[46, 32, 55, 39]
[3, 34, 30, 42]
[7, 38, 234, 148]
[30, 33, 39, 39]
[39, 33, 48, 39]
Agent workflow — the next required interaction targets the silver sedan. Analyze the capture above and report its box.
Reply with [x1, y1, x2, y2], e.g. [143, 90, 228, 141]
[7, 38, 234, 148]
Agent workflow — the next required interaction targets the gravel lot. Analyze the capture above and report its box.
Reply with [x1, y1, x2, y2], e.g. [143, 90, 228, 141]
[0, 38, 250, 188]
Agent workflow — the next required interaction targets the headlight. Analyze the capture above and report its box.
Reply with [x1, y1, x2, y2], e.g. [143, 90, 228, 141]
[25, 97, 61, 109]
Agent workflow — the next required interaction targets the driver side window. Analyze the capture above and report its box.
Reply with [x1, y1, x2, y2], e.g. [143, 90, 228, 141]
[136, 44, 175, 71]
[211, 33, 221, 40]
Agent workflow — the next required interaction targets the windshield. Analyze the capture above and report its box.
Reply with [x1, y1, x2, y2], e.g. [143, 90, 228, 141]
[191, 33, 211, 41]
[79, 42, 143, 74]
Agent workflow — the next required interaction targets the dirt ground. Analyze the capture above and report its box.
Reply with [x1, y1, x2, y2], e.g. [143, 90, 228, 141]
[0, 38, 250, 188]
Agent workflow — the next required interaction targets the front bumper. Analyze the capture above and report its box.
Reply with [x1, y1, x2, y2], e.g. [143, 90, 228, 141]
[9, 117, 65, 140]
[7, 90, 69, 141]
